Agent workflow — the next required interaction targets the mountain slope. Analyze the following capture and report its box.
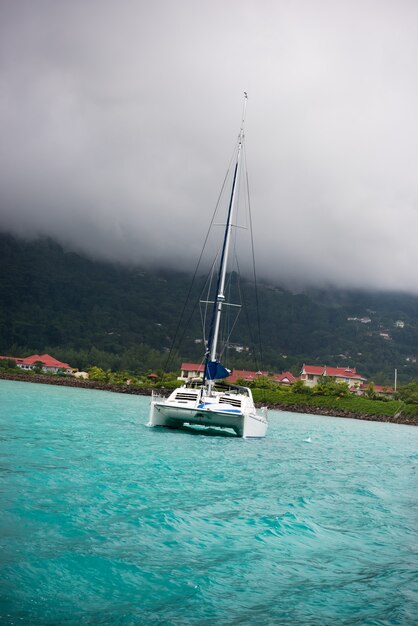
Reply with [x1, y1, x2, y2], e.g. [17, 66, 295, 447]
[1, 232, 417, 383]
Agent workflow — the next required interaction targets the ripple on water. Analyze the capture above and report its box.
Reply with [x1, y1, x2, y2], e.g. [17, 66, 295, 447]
[0, 381, 417, 625]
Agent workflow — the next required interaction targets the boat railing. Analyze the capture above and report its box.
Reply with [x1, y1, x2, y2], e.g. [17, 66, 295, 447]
[257, 406, 268, 419]
[186, 379, 248, 394]
[151, 390, 166, 402]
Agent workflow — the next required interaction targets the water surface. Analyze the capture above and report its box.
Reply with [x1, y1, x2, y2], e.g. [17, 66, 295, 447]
[0, 380, 417, 624]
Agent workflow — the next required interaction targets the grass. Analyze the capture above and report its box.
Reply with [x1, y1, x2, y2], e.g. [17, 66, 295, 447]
[251, 388, 416, 419]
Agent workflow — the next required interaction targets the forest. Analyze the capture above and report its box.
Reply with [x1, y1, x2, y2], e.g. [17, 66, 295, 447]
[1, 232, 418, 385]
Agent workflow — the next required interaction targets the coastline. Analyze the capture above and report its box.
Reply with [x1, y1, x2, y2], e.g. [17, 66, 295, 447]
[0, 371, 156, 396]
[1, 372, 417, 426]
[264, 401, 417, 426]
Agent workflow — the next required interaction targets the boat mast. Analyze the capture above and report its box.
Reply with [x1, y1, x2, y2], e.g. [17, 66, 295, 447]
[206, 93, 248, 387]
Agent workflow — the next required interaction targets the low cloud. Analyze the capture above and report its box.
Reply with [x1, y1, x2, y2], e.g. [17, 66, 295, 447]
[1, 0, 418, 292]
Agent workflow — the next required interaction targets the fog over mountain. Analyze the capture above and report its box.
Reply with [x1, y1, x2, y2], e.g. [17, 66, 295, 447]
[1, 1, 418, 292]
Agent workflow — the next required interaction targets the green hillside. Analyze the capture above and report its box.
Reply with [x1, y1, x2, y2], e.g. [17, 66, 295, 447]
[1, 232, 418, 384]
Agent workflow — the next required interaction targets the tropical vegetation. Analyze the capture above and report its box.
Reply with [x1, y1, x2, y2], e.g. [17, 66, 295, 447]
[1, 232, 418, 386]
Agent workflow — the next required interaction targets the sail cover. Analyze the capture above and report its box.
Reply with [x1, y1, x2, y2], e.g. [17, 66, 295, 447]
[205, 361, 231, 380]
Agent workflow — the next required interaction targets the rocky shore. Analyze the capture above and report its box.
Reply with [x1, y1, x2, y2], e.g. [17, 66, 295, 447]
[0, 371, 159, 396]
[1, 371, 417, 425]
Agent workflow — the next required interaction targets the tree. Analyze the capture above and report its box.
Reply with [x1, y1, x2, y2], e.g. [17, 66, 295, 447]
[0, 358, 17, 370]
[87, 366, 109, 382]
[364, 382, 377, 400]
[291, 380, 312, 395]
[312, 377, 350, 397]
[397, 381, 418, 404]
[248, 376, 275, 389]
[108, 370, 131, 385]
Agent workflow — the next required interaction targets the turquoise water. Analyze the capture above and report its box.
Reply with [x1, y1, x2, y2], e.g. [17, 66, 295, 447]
[0, 380, 417, 625]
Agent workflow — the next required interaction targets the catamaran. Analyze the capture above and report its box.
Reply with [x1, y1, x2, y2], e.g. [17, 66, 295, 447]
[148, 95, 268, 437]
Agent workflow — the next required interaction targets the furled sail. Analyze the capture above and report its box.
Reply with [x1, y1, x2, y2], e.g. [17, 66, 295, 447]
[205, 361, 231, 380]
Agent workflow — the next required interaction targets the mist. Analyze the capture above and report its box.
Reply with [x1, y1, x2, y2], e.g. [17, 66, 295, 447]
[1, 0, 418, 292]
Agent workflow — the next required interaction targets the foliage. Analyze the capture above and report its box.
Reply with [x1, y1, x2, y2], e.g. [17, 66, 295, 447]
[247, 376, 277, 390]
[2, 233, 418, 383]
[108, 370, 131, 385]
[87, 366, 109, 382]
[33, 360, 44, 374]
[311, 377, 350, 397]
[251, 385, 416, 418]
[0, 358, 17, 370]
[155, 378, 182, 390]
[363, 382, 377, 400]
[291, 380, 312, 395]
[397, 381, 418, 404]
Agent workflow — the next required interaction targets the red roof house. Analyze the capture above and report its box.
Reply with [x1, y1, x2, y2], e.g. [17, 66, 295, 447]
[179, 362, 205, 380]
[227, 369, 268, 384]
[179, 362, 296, 386]
[355, 383, 395, 397]
[0, 353, 72, 374]
[272, 371, 297, 385]
[300, 364, 366, 388]
[179, 362, 268, 383]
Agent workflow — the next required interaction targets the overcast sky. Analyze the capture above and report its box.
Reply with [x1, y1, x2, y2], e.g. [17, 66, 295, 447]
[1, 0, 418, 292]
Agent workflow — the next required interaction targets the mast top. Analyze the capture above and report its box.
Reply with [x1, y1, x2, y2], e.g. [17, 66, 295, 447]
[240, 92, 248, 135]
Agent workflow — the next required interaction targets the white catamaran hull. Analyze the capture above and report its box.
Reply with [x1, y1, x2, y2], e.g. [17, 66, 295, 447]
[148, 389, 268, 438]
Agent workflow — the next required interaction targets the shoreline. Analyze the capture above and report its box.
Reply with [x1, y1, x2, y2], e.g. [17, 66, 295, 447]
[1, 372, 417, 426]
[0, 371, 156, 396]
[264, 401, 417, 426]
